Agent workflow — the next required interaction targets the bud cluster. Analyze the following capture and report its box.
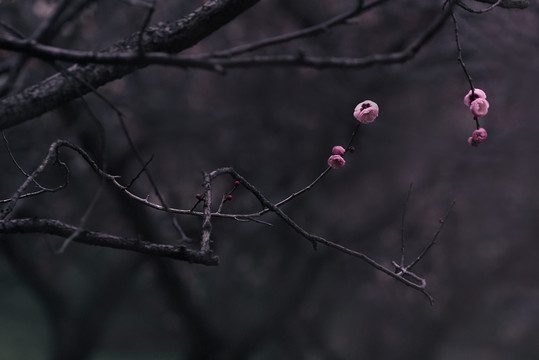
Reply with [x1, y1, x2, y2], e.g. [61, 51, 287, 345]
[463, 88, 490, 147]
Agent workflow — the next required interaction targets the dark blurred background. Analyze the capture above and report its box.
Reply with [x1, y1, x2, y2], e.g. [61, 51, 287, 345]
[1, 0, 538, 359]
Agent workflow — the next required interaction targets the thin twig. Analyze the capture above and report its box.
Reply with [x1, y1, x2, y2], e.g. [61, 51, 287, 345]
[400, 183, 414, 267]
[135, 0, 156, 55]
[457, 0, 502, 13]
[2, 131, 60, 192]
[451, 10, 474, 91]
[273, 167, 332, 210]
[124, 154, 154, 190]
[272, 123, 361, 210]
[0, 22, 27, 39]
[205, 0, 389, 59]
[406, 200, 456, 271]
[0, 141, 69, 220]
[56, 175, 105, 253]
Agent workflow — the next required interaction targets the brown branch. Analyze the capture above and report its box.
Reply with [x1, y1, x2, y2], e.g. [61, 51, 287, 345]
[209, 167, 435, 300]
[0, 0, 96, 96]
[0, 0, 454, 75]
[0, 0, 260, 130]
[0, 217, 219, 265]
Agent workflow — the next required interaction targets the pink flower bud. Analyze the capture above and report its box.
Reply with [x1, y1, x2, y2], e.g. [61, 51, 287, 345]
[463, 88, 487, 107]
[327, 154, 346, 169]
[472, 128, 488, 142]
[332, 145, 346, 155]
[353, 100, 379, 124]
[468, 128, 488, 147]
[470, 98, 489, 117]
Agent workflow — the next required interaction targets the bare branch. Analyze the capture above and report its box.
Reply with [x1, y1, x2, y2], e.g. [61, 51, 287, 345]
[206, 0, 390, 58]
[0, 0, 260, 130]
[0, 1, 455, 73]
[0, 217, 219, 265]
[208, 167, 435, 298]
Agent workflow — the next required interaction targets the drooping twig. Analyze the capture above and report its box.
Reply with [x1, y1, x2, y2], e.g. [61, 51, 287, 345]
[2, 131, 60, 193]
[450, 10, 475, 92]
[457, 0, 502, 13]
[475, 0, 528, 8]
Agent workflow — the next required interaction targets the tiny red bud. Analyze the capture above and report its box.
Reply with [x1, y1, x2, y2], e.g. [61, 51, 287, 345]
[227, 195, 233, 201]
[348, 146, 355, 153]
[439, 218, 444, 224]
[234, 181, 240, 187]
[196, 194, 202, 200]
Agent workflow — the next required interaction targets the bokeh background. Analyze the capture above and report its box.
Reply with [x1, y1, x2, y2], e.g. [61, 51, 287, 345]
[1, 0, 538, 359]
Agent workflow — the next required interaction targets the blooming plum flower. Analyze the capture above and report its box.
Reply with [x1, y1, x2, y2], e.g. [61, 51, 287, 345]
[353, 100, 379, 124]
[463, 88, 487, 107]
[332, 145, 346, 155]
[468, 127, 488, 147]
[328, 154, 346, 169]
[470, 98, 489, 117]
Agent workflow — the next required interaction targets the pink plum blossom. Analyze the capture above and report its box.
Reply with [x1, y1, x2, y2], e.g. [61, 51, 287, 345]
[332, 145, 346, 155]
[353, 100, 379, 124]
[470, 98, 490, 117]
[328, 154, 346, 169]
[468, 128, 488, 147]
[463, 88, 487, 107]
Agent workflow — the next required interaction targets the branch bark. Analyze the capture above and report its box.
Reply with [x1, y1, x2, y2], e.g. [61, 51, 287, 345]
[0, 0, 259, 130]
[0, 217, 219, 265]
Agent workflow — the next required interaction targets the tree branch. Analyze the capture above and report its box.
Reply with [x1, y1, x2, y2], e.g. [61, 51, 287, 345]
[0, 0, 455, 79]
[0, 217, 219, 265]
[0, 0, 260, 130]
